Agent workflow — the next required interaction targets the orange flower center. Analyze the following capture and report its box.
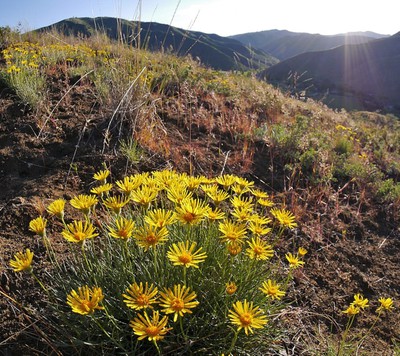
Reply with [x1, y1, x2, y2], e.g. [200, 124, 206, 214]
[146, 233, 157, 244]
[145, 325, 160, 337]
[171, 298, 184, 311]
[118, 229, 129, 238]
[178, 252, 192, 265]
[137, 294, 150, 306]
[182, 212, 195, 223]
[74, 231, 86, 241]
[239, 312, 252, 326]
[253, 246, 263, 255]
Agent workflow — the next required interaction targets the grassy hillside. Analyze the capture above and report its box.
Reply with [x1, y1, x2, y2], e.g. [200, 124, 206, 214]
[0, 30, 399, 355]
[230, 29, 387, 60]
[35, 17, 278, 71]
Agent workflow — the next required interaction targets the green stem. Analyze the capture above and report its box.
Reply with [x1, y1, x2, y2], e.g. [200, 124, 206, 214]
[183, 267, 187, 286]
[338, 315, 356, 356]
[227, 329, 239, 354]
[153, 339, 161, 355]
[357, 312, 380, 348]
[179, 316, 187, 340]
[30, 271, 49, 294]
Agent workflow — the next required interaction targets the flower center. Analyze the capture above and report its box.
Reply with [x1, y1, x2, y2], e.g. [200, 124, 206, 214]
[239, 312, 252, 326]
[171, 298, 184, 311]
[253, 246, 263, 255]
[74, 231, 86, 241]
[118, 229, 129, 238]
[145, 325, 160, 337]
[137, 294, 150, 307]
[146, 233, 157, 244]
[182, 212, 195, 223]
[178, 252, 192, 265]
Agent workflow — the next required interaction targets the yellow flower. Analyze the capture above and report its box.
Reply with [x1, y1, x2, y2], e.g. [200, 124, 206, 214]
[230, 196, 253, 210]
[93, 169, 110, 183]
[116, 176, 142, 195]
[343, 304, 360, 316]
[285, 252, 305, 269]
[205, 188, 230, 205]
[90, 183, 113, 196]
[351, 294, 369, 310]
[107, 216, 135, 240]
[46, 199, 66, 219]
[228, 300, 268, 335]
[122, 282, 158, 310]
[144, 209, 177, 228]
[257, 198, 274, 208]
[231, 207, 253, 222]
[215, 174, 237, 189]
[167, 241, 207, 268]
[270, 208, 297, 229]
[175, 198, 210, 225]
[298, 247, 308, 257]
[70, 194, 98, 215]
[248, 220, 272, 236]
[227, 241, 243, 256]
[29, 216, 47, 237]
[130, 310, 171, 342]
[226, 282, 238, 295]
[166, 183, 192, 204]
[259, 279, 285, 300]
[206, 207, 225, 221]
[67, 286, 104, 315]
[62, 220, 98, 243]
[130, 186, 158, 208]
[159, 284, 199, 322]
[246, 237, 273, 260]
[133, 224, 169, 251]
[250, 188, 269, 199]
[9, 248, 34, 272]
[219, 219, 247, 245]
[376, 297, 394, 313]
[103, 195, 130, 214]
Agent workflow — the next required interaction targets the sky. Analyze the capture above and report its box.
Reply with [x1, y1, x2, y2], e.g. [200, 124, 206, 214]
[0, 0, 398, 37]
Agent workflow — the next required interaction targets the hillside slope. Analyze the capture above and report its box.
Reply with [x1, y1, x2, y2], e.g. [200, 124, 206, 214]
[230, 29, 387, 60]
[36, 17, 278, 71]
[261, 33, 400, 113]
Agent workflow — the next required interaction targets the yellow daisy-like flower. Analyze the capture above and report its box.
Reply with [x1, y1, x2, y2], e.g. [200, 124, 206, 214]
[270, 208, 297, 229]
[215, 174, 237, 190]
[93, 169, 110, 184]
[175, 198, 210, 225]
[167, 241, 207, 268]
[227, 241, 243, 256]
[228, 300, 268, 335]
[206, 207, 225, 221]
[159, 284, 199, 322]
[130, 310, 171, 342]
[205, 188, 230, 205]
[66, 285, 104, 315]
[298, 247, 308, 257]
[226, 282, 238, 295]
[130, 186, 158, 209]
[257, 198, 274, 208]
[29, 216, 47, 237]
[122, 282, 158, 310]
[376, 297, 394, 313]
[248, 221, 272, 236]
[351, 294, 369, 310]
[133, 224, 169, 251]
[46, 199, 66, 219]
[90, 183, 113, 196]
[103, 195, 130, 214]
[9, 248, 34, 273]
[250, 188, 269, 199]
[184, 175, 205, 191]
[343, 304, 360, 316]
[70, 194, 98, 215]
[116, 175, 143, 195]
[144, 209, 177, 228]
[166, 183, 192, 205]
[246, 237, 274, 260]
[285, 252, 305, 269]
[62, 220, 98, 243]
[107, 216, 135, 240]
[219, 219, 247, 245]
[259, 279, 285, 300]
[230, 196, 253, 210]
[231, 207, 253, 222]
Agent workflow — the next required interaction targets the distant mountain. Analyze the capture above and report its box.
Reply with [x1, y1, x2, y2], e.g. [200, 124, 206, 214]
[230, 29, 389, 60]
[36, 17, 278, 71]
[261, 33, 400, 113]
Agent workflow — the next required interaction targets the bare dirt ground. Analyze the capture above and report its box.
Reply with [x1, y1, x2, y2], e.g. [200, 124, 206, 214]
[0, 75, 399, 355]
